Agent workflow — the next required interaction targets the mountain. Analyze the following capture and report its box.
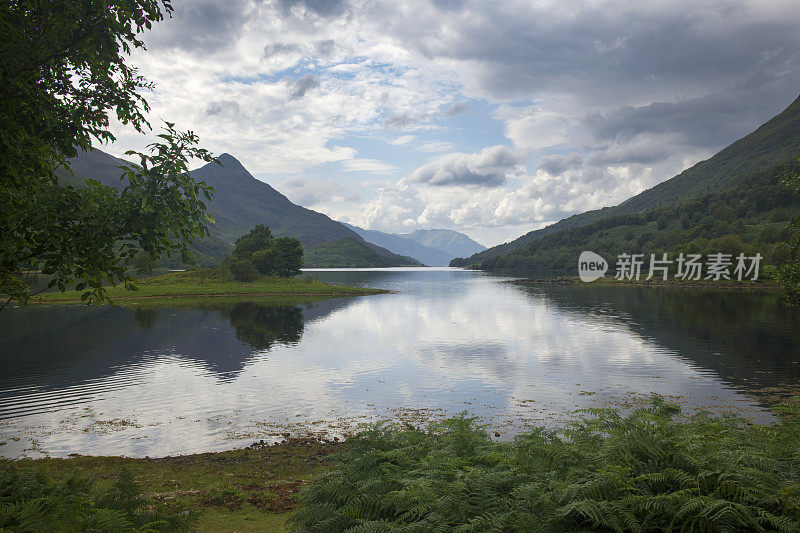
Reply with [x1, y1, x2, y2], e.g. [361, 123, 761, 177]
[343, 223, 453, 266]
[304, 237, 422, 268]
[343, 224, 486, 266]
[404, 229, 486, 259]
[61, 149, 414, 267]
[190, 153, 363, 250]
[454, 94, 800, 268]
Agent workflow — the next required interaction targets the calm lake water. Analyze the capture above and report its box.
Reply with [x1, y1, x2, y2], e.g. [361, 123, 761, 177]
[1, 267, 798, 458]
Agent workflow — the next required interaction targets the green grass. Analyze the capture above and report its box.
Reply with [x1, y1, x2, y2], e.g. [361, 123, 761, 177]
[7, 439, 340, 532]
[7, 398, 800, 531]
[32, 268, 389, 304]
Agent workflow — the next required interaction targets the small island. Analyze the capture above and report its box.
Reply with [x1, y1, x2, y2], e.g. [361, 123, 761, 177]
[33, 268, 389, 305]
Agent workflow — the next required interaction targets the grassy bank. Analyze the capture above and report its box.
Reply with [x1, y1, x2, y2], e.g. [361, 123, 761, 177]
[509, 275, 783, 291]
[32, 268, 389, 305]
[7, 398, 800, 532]
[6, 439, 341, 532]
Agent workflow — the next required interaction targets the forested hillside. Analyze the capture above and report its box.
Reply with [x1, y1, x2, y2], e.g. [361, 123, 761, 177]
[474, 158, 800, 273]
[453, 95, 800, 268]
[303, 238, 422, 268]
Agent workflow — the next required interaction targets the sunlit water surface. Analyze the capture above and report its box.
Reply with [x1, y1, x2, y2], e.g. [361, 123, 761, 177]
[1, 268, 798, 458]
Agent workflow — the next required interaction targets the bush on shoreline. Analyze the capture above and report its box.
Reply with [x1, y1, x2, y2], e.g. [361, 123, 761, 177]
[292, 398, 800, 532]
[0, 466, 196, 531]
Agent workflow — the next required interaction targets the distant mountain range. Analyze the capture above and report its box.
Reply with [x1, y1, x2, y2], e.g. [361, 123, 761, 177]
[61, 150, 421, 267]
[453, 94, 800, 272]
[343, 224, 485, 266]
[304, 237, 422, 268]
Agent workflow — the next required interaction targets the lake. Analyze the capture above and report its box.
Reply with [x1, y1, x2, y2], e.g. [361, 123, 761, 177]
[1, 267, 798, 458]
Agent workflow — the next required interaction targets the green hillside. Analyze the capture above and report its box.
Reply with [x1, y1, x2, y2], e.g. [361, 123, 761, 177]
[58, 149, 410, 268]
[304, 238, 423, 268]
[472, 157, 800, 273]
[190, 154, 362, 249]
[454, 94, 800, 267]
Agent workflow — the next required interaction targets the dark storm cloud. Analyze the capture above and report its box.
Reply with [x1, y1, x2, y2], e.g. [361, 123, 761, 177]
[314, 39, 336, 56]
[147, 0, 251, 52]
[275, 0, 349, 18]
[444, 102, 471, 117]
[409, 146, 521, 187]
[263, 41, 301, 58]
[401, 3, 800, 103]
[289, 74, 320, 100]
[202, 100, 241, 118]
[538, 153, 582, 176]
[584, 72, 800, 150]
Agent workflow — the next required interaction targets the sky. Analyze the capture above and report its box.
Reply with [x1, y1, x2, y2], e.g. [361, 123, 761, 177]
[106, 0, 800, 247]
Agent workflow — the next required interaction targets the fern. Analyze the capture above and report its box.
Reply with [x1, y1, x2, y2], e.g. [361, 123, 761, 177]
[0, 464, 197, 532]
[291, 398, 800, 532]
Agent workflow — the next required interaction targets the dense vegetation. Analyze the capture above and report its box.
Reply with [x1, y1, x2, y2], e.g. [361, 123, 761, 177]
[0, 1, 219, 308]
[8, 399, 800, 531]
[6, 438, 340, 531]
[453, 95, 800, 269]
[224, 225, 304, 281]
[304, 237, 422, 268]
[0, 465, 195, 531]
[777, 163, 800, 304]
[457, 156, 800, 282]
[293, 399, 800, 532]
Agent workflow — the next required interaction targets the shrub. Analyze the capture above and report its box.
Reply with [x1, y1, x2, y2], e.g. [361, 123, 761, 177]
[228, 258, 257, 282]
[292, 398, 800, 532]
[0, 465, 196, 531]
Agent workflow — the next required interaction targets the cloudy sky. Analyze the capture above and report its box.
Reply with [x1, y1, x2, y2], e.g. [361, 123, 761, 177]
[108, 0, 800, 246]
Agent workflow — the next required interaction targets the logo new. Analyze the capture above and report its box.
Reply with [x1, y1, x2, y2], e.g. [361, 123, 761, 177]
[578, 251, 608, 282]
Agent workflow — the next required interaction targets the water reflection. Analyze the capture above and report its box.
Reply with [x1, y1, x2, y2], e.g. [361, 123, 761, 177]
[0, 269, 797, 458]
[511, 283, 800, 396]
[0, 298, 354, 398]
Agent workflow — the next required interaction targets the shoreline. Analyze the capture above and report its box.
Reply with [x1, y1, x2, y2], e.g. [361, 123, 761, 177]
[508, 275, 783, 291]
[28, 268, 391, 306]
[11, 438, 343, 532]
[8, 395, 800, 532]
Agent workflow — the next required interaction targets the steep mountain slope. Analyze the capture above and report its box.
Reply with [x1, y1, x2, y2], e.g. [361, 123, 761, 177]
[474, 158, 800, 273]
[304, 238, 422, 268]
[343, 223, 452, 266]
[404, 229, 485, 259]
[455, 94, 800, 266]
[190, 154, 361, 250]
[61, 149, 413, 266]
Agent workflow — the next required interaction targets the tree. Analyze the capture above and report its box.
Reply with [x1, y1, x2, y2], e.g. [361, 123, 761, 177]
[777, 159, 800, 304]
[273, 237, 304, 277]
[226, 226, 303, 278]
[0, 0, 217, 308]
[232, 224, 274, 259]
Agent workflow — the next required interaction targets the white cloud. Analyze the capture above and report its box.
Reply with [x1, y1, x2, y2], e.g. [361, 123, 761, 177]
[102, 0, 800, 243]
[341, 159, 397, 174]
[417, 141, 456, 153]
[279, 177, 360, 206]
[389, 135, 417, 145]
[409, 145, 524, 187]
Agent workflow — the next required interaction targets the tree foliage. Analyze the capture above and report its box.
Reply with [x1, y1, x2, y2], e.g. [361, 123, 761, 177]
[1, 0, 217, 308]
[228, 225, 303, 279]
[778, 158, 800, 304]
